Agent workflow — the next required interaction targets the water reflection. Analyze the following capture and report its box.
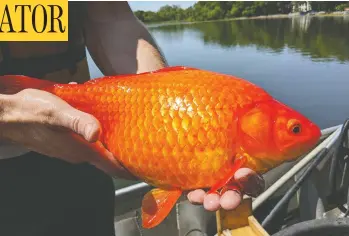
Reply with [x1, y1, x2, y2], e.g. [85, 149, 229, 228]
[149, 17, 349, 62]
[291, 15, 312, 32]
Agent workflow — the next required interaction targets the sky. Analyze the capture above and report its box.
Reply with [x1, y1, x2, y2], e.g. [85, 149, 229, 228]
[128, 1, 197, 12]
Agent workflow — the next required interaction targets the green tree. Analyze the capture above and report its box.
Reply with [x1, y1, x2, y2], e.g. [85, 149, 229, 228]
[311, 1, 346, 12]
[334, 2, 349, 11]
[133, 1, 346, 23]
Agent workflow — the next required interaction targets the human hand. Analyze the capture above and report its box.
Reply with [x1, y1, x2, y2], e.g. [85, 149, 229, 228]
[187, 168, 265, 211]
[0, 88, 134, 179]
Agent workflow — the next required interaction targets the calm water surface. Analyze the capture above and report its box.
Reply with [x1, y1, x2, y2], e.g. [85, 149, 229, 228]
[87, 16, 349, 189]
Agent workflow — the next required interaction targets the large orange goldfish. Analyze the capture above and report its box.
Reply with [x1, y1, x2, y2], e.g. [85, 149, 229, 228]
[0, 66, 321, 228]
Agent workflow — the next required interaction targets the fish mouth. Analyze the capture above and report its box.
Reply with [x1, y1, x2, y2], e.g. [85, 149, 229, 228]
[302, 122, 322, 150]
[310, 122, 322, 141]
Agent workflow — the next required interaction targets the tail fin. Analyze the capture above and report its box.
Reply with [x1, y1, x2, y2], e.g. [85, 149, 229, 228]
[0, 75, 55, 94]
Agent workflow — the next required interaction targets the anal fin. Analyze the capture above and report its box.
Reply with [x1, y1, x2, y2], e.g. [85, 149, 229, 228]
[207, 155, 247, 194]
[141, 188, 182, 228]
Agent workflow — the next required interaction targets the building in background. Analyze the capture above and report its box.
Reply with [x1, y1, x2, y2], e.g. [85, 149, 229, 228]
[292, 1, 312, 13]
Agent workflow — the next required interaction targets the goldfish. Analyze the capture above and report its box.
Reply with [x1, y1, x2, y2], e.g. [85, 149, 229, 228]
[0, 66, 321, 228]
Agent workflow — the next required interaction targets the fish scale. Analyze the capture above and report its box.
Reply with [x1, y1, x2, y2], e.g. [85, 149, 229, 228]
[55, 69, 270, 189]
[0, 66, 321, 229]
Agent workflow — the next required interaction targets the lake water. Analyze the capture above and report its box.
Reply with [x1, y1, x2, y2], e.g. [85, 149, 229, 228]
[86, 16, 349, 189]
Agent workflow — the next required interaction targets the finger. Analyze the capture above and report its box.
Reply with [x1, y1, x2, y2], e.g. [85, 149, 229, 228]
[187, 189, 206, 204]
[56, 107, 101, 143]
[203, 193, 221, 211]
[220, 190, 242, 210]
[234, 168, 265, 197]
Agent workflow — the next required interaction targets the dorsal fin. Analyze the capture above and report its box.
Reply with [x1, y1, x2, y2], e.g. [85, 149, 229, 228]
[154, 66, 198, 73]
[84, 66, 198, 85]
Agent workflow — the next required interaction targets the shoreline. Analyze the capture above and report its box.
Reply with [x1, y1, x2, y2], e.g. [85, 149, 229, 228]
[145, 12, 348, 27]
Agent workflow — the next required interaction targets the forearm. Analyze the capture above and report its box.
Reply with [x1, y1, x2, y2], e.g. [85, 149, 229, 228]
[129, 20, 168, 73]
[84, 1, 168, 75]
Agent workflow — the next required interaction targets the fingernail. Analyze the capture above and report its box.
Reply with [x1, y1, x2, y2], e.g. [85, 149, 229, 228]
[85, 123, 95, 141]
[240, 174, 265, 197]
[187, 192, 191, 198]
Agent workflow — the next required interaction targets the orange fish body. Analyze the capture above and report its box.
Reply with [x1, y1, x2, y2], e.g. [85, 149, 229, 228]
[0, 66, 321, 228]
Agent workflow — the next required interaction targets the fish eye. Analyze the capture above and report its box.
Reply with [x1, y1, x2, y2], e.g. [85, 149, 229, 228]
[290, 124, 302, 134]
[287, 119, 302, 135]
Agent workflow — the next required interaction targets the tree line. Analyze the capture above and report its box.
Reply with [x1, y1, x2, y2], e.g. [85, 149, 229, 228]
[134, 1, 349, 23]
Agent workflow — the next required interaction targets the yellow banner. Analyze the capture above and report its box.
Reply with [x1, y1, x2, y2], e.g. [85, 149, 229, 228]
[0, 0, 68, 41]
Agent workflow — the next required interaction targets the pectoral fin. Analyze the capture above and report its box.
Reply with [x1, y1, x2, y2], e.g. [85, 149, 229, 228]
[207, 155, 247, 194]
[141, 188, 182, 228]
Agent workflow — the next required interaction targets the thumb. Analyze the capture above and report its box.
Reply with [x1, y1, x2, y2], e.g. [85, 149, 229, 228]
[234, 168, 265, 198]
[56, 107, 101, 143]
